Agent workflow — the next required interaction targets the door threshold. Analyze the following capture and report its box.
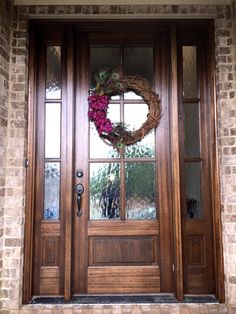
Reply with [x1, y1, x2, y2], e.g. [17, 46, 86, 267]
[30, 294, 218, 304]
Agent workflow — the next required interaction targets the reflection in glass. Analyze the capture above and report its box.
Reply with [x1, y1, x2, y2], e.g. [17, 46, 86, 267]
[124, 91, 142, 100]
[46, 46, 61, 99]
[185, 163, 202, 219]
[124, 47, 153, 84]
[45, 103, 61, 158]
[111, 95, 120, 100]
[124, 103, 155, 158]
[44, 162, 60, 220]
[90, 163, 120, 220]
[183, 46, 198, 98]
[125, 162, 156, 219]
[90, 103, 120, 158]
[90, 47, 120, 89]
[183, 103, 200, 157]
[124, 102, 148, 130]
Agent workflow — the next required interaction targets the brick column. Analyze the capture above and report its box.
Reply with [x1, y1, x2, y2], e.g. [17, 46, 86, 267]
[0, 0, 14, 310]
[0, 0, 29, 310]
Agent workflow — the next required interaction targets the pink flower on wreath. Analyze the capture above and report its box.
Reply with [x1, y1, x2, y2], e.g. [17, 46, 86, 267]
[88, 93, 113, 135]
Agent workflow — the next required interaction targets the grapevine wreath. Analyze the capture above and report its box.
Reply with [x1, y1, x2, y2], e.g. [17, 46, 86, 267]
[88, 69, 161, 150]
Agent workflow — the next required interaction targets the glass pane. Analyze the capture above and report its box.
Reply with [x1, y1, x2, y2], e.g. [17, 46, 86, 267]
[185, 163, 202, 219]
[90, 47, 120, 90]
[125, 162, 156, 220]
[124, 47, 153, 84]
[90, 163, 120, 220]
[45, 103, 61, 158]
[124, 103, 155, 158]
[44, 162, 60, 220]
[46, 46, 61, 99]
[182, 46, 198, 98]
[183, 103, 200, 157]
[90, 103, 120, 158]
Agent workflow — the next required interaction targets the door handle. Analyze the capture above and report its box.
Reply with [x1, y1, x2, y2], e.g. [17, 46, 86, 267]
[75, 183, 84, 217]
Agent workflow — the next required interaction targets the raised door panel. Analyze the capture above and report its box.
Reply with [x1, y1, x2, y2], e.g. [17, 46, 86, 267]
[89, 236, 158, 265]
[187, 235, 206, 268]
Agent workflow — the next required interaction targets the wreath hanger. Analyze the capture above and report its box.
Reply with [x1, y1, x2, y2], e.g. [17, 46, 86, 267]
[88, 68, 161, 150]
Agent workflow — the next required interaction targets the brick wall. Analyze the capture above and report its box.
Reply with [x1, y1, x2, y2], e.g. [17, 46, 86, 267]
[0, 0, 14, 310]
[215, 1, 236, 307]
[0, 1, 236, 313]
[0, 0, 29, 311]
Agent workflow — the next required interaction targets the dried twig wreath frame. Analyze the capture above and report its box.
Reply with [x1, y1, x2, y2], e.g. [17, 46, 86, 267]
[88, 69, 161, 150]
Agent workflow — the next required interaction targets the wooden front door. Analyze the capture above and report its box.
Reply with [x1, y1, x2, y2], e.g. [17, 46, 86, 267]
[72, 29, 172, 294]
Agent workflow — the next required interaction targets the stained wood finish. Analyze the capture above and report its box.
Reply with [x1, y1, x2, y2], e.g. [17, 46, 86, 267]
[40, 267, 60, 295]
[156, 29, 173, 294]
[23, 20, 225, 303]
[88, 266, 160, 293]
[88, 220, 159, 236]
[73, 31, 89, 294]
[170, 25, 183, 300]
[63, 27, 74, 302]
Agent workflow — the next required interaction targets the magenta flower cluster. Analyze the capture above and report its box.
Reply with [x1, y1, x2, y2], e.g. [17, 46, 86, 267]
[88, 94, 113, 135]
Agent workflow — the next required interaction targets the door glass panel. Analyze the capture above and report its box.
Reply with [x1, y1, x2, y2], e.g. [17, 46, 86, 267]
[90, 163, 120, 220]
[90, 103, 120, 158]
[185, 162, 202, 219]
[90, 47, 120, 90]
[46, 46, 61, 99]
[124, 47, 153, 84]
[124, 103, 155, 158]
[45, 102, 61, 158]
[125, 162, 156, 219]
[182, 46, 198, 98]
[44, 162, 60, 220]
[183, 103, 200, 157]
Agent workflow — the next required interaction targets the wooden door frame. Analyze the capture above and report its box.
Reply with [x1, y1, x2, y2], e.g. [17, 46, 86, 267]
[23, 19, 224, 304]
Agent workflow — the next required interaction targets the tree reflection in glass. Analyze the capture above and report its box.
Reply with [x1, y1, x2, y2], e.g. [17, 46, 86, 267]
[125, 162, 156, 220]
[90, 163, 120, 220]
[46, 46, 61, 99]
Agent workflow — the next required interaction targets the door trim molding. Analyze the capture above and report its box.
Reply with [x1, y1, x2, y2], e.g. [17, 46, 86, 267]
[170, 24, 184, 301]
[23, 25, 37, 304]
[63, 26, 74, 302]
[208, 23, 225, 303]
